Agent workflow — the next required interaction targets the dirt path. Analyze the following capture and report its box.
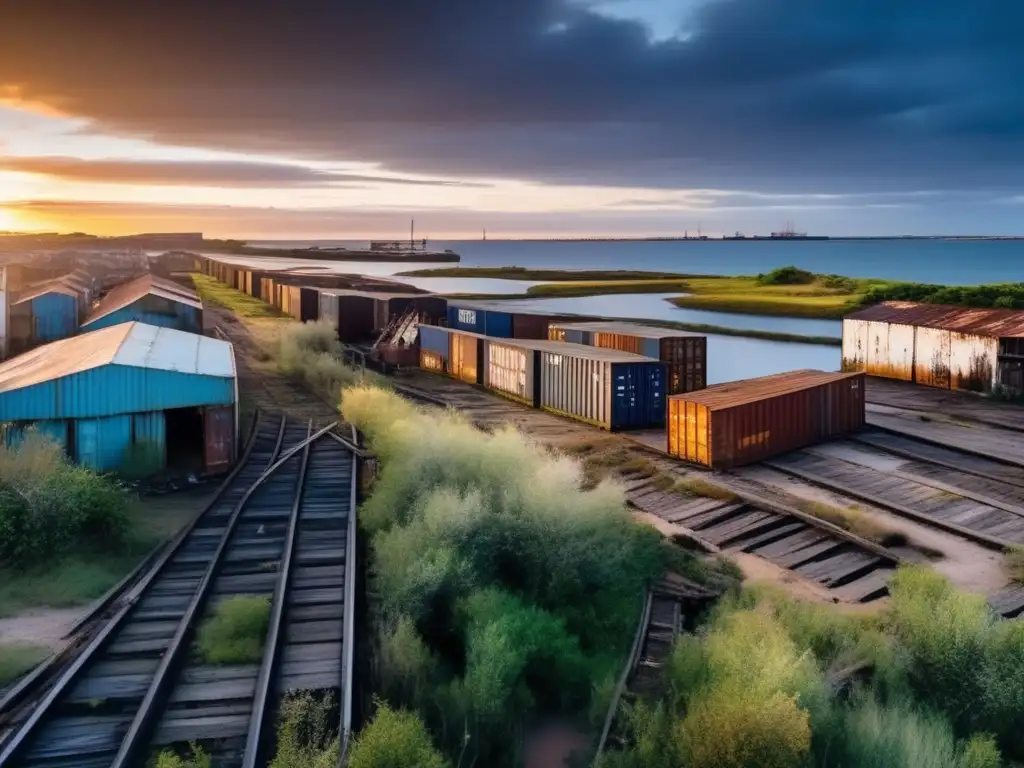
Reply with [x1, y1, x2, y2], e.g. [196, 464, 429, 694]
[0, 608, 81, 651]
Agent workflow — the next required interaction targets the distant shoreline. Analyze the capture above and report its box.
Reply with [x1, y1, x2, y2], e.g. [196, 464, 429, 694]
[463, 235, 1024, 243]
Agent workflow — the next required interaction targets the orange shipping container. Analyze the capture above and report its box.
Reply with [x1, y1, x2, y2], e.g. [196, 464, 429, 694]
[449, 330, 483, 384]
[667, 370, 865, 469]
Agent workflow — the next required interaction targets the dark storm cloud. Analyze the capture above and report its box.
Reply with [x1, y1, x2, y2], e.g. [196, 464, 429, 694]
[2, 1, 1023, 192]
[0, 156, 488, 188]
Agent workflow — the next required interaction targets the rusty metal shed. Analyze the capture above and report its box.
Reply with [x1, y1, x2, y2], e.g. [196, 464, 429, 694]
[842, 301, 1024, 394]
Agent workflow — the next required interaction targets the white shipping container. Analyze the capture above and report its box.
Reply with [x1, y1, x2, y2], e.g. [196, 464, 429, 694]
[841, 318, 868, 372]
[540, 352, 614, 429]
[484, 340, 534, 404]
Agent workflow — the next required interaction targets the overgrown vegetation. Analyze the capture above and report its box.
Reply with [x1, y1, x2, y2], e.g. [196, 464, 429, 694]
[342, 386, 694, 765]
[153, 743, 211, 768]
[348, 700, 450, 768]
[196, 595, 271, 664]
[790, 499, 906, 547]
[191, 273, 286, 318]
[859, 280, 1024, 311]
[605, 566, 1021, 768]
[0, 643, 49, 687]
[1003, 545, 1024, 582]
[0, 428, 131, 567]
[276, 320, 380, 400]
[269, 692, 339, 768]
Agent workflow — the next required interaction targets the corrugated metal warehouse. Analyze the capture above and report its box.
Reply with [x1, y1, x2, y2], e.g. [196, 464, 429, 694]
[667, 370, 865, 469]
[548, 320, 707, 394]
[446, 300, 570, 339]
[9, 279, 81, 353]
[842, 301, 1024, 394]
[0, 322, 237, 473]
[81, 274, 203, 334]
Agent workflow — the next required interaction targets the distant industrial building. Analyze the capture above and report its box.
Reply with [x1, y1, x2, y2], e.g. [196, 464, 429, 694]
[81, 274, 203, 334]
[8, 278, 83, 354]
[0, 322, 237, 473]
[842, 301, 1024, 394]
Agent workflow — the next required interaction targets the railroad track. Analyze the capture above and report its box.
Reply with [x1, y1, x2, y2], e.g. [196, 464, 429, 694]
[0, 413, 359, 768]
[593, 578, 722, 764]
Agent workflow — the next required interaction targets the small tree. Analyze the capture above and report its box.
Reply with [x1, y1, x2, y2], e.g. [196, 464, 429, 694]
[348, 700, 450, 768]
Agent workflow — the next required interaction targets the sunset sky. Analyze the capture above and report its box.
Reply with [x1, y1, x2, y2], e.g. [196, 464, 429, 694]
[2, 1, 1023, 239]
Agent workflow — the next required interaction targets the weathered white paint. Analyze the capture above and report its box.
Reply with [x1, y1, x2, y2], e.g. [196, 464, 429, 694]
[484, 340, 533, 403]
[949, 332, 998, 393]
[913, 325, 951, 388]
[841, 318, 869, 371]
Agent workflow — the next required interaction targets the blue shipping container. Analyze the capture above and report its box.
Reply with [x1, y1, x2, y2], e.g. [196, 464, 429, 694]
[446, 304, 514, 338]
[31, 293, 78, 341]
[418, 324, 451, 360]
[610, 362, 665, 430]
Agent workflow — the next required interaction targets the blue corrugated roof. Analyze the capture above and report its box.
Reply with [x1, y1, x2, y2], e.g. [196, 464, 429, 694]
[0, 322, 236, 421]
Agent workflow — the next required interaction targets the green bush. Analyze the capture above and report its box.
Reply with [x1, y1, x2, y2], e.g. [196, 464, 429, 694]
[342, 386, 673, 764]
[348, 700, 449, 768]
[154, 744, 211, 768]
[270, 692, 339, 768]
[197, 595, 270, 664]
[0, 428, 130, 566]
[756, 266, 815, 285]
[860, 280, 1024, 310]
[0, 643, 49, 687]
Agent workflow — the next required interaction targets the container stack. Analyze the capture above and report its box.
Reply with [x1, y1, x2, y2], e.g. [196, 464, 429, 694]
[549, 320, 707, 395]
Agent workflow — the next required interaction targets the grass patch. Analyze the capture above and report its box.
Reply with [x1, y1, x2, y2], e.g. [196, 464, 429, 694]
[668, 273, 872, 319]
[791, 499, 904, 545]
[1004, 545, 1024, 582]
[598, 316, 842, 346]
[196, 595, 271, 664]
[0, 643, 49, 687]
[650, 473, 678, 492]
[674, 475, 739, 501]
[0, 556, 142, 618]
[191, 273, 286, 318]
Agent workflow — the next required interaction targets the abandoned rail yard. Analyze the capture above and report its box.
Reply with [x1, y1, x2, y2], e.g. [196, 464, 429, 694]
[2, 245, 1024, 767]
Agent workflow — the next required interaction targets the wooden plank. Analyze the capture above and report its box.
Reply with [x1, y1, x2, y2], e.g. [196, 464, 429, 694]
[771, 539, 845, 569]
[728, 521, 806, 552]
[829, 568, 893, 603]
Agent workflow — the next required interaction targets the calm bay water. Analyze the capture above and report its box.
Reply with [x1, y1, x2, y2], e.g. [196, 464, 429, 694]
[216, 238, 1020, 381]
[249, 238, 1024, 284]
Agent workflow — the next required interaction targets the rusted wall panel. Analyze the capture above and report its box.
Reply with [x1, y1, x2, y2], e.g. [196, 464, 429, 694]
[204, 404, 235, 472]
[914, 326, 951, 389]
[950, 332, 998, 393]
[420, 349, 446, 373]
[841, 318, 869, 372]
[865, 320, 914, 381]
[660, 337, 707, 394]
[668, 371, 865, 469]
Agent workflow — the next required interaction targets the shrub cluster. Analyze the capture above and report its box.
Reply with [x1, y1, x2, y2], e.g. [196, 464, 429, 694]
[606, 565, 1016, 768]
[276, 320, 378, 400]
[755, 266, 858, 293]
[0, 428, 130, 566]
[860, 280, 1024, 310]
[341, 386, 671, 764]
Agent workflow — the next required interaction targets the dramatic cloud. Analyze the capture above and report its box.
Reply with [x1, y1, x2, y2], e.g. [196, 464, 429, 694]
[0, 156, 487, 188]
[1, 1, 1023, 194]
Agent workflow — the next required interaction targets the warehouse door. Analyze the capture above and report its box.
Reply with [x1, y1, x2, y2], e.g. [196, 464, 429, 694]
[204, 406, 235, 472]
[166, 406, 205, 473]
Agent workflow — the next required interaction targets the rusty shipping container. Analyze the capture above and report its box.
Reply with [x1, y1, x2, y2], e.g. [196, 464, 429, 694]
[548, 321, 706, 394]
[319, 291, 377, 343]
[417, 325, 484, 384]
[420, 348, 446, 373]
[667, 370, 865, 469]
[204, 404, 235, 472]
